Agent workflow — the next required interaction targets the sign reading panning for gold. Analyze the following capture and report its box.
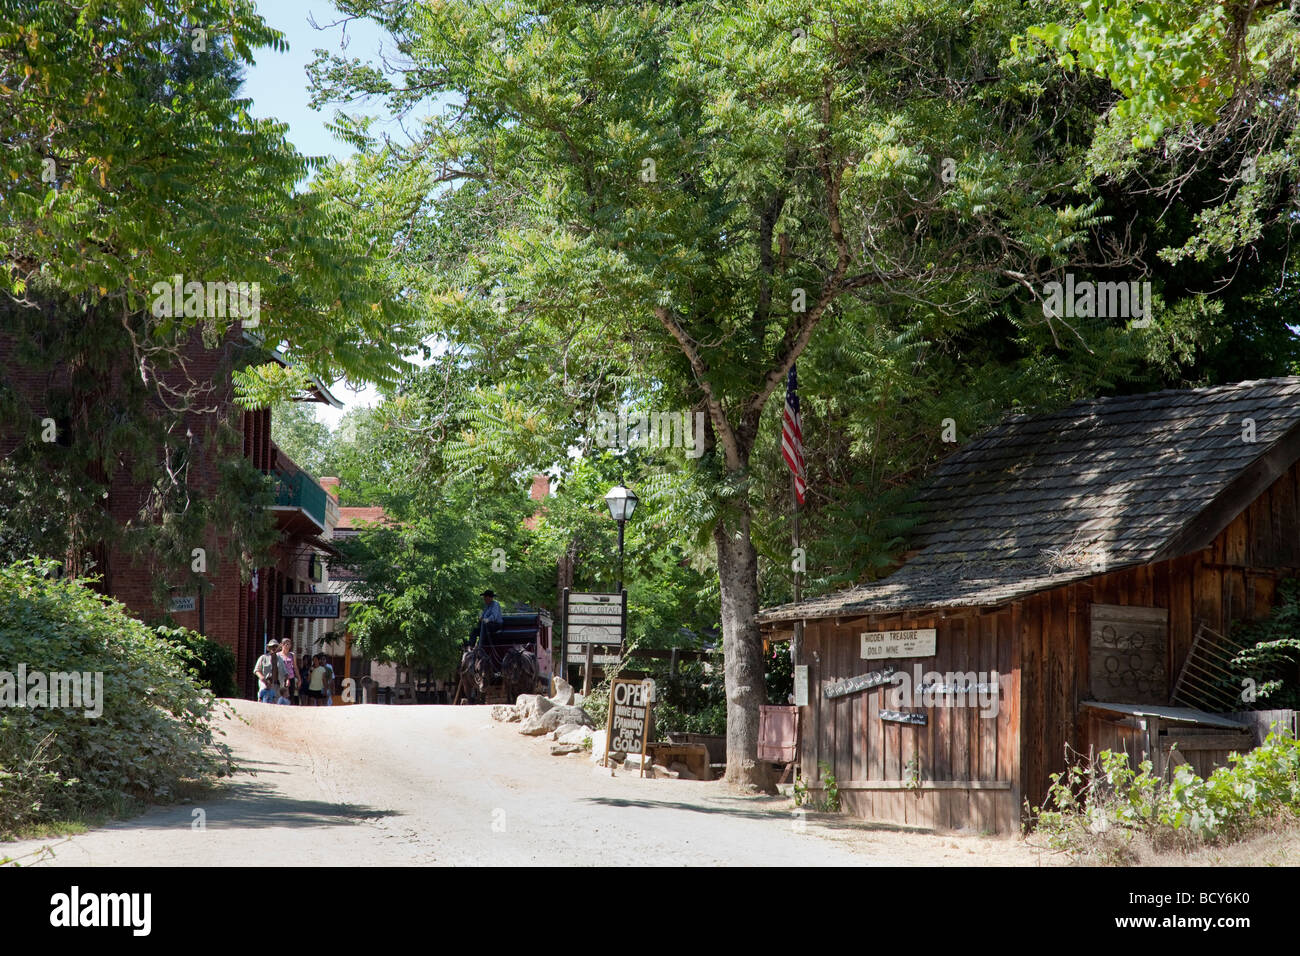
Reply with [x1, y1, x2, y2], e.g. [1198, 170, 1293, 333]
[860, 628, 937, 660]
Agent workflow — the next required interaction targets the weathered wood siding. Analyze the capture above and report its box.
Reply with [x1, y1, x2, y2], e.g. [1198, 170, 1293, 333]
[801, 459, 1300, 831]
[1018, 459, 1300, 812]
[800, 610, 1020, 833]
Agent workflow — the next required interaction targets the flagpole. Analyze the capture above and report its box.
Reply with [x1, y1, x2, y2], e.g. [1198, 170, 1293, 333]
[791, 481, 802, 661]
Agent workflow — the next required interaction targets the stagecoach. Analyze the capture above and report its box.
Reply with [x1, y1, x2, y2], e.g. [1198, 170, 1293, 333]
[453, 609, 553, 705]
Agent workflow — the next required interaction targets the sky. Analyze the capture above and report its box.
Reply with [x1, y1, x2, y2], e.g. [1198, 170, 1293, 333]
[240, 1, 401, 429]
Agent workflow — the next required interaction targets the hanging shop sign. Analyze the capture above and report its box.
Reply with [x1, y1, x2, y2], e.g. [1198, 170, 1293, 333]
[281, 593, 340, 619]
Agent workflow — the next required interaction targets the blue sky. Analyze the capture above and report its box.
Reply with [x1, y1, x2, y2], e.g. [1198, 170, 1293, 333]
[240, 1, 401, 426]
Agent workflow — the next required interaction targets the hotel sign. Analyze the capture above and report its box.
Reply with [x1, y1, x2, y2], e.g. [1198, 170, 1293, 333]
[860, 628, 937, 660]
[281, 593, 340, 619]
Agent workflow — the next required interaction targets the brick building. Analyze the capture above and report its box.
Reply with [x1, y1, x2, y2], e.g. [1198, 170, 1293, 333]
[0, 326, 343, 699]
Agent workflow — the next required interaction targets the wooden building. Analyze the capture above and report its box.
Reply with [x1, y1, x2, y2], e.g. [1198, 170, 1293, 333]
[759, 378, 1300, 832]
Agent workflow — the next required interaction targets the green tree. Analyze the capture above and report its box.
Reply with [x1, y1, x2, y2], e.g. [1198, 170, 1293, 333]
[309, 0, 1115, 785]
[0, 0, 419, 595]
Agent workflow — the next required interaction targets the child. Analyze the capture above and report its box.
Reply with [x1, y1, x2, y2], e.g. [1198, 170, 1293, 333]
[276, 684, 291, 705]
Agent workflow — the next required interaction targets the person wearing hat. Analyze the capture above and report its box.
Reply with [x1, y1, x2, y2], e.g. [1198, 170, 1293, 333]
[254, 640, 283, 703]
[475, 589, 503, 648]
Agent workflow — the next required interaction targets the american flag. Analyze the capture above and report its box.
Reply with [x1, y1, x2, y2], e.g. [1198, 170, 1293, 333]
[782, 364, 806, 504]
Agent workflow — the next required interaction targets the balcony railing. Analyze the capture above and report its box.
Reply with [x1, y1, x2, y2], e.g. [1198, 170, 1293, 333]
[271, 468, 328, 530]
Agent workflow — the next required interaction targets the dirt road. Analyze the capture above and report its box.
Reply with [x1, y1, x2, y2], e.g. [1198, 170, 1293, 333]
[5, 703, 1049, 866]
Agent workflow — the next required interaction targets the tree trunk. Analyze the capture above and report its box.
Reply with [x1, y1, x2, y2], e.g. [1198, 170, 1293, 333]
[714, 501, 772, 791]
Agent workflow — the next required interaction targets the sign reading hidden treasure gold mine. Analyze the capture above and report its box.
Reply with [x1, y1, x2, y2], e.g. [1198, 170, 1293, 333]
[605, 677, 654, 776]
[860, 628, 937, 660]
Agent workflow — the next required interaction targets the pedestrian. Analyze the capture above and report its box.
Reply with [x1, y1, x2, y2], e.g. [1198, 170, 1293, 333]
[278, 640, 299, 704]
[305, 654, 327, 706]
[253, 641, 282, 703]
[323, 655, 335, 706]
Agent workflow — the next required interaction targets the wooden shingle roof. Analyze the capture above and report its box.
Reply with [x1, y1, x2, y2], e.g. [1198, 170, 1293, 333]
[760, 377, 1300, 623]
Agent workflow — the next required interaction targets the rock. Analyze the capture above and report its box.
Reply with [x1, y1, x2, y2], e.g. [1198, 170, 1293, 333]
[651, 764, 678, 779]
[553, 721, 584, 739]
[668, 761, 696, 781]
[607, 750, 627, 766]
[548, 677, 575, 707]
[588, 729, 607, 761]
[489, 704, 519, 722]
[537, 705, 594, 733]
[515, 694, 554, 722]
[558, 727, 591, 746]
[517, 715, 550, 736]
[622, 753, 652, 772]
[551, 743, 583, 756]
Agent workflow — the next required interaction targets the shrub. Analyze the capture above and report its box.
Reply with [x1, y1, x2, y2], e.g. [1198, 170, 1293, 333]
[158, 626, 238, 697]
[1029, 729, 1300, 863]
[0, 561, 232, 837]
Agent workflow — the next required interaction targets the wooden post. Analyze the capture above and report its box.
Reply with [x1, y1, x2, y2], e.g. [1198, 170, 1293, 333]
[583, 642, 594, 696]
[670, 646, 679, 678]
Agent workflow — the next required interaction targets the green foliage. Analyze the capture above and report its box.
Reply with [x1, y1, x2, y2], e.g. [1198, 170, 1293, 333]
[269, 400, 334, 477]
[1027, 1, 1300, 266]
[819, 761, 842, 813]
[0, 561, 232, 837]
[766, 641, 793, 705]
[1232, 578, 1300, 710]
[646, 659, 727, 737]
[1029, 733, 1300, 863]
[157, 627, 238, 698]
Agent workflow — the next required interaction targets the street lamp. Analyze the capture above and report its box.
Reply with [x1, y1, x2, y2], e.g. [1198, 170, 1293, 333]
[604, 484, 638, 592]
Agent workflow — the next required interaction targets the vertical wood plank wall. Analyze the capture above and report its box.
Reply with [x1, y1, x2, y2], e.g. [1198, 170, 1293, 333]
[797, 459, 1300, 832]
[800, 609, 1020, 833]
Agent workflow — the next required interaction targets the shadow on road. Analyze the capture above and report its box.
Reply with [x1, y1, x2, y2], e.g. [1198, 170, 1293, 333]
[581, 795, 788, 821]
[106, 780, 399, 831]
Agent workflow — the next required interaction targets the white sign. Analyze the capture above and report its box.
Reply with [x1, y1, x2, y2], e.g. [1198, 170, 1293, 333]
[565, 591, 625, 645]
[566, 649, 620, 665]
[860, 628, 937, 660]
[170, 595, 196, 613]
[793, 665, 809, 706]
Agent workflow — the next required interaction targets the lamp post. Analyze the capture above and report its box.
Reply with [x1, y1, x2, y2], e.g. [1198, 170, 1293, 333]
[604, 484, 639, 592]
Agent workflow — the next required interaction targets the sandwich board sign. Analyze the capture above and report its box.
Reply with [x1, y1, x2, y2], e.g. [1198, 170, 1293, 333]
[605, 677, 655, 777]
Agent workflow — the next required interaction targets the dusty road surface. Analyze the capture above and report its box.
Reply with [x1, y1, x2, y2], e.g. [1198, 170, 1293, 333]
[5, 703, 1050, 866]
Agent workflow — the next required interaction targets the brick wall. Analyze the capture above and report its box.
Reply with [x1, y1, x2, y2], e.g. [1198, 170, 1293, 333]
[1, 322, 330, 699]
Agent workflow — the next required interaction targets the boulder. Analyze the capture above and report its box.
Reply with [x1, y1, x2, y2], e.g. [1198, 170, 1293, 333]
[515, 694, 554, 722]
[489, 704, 520, 723]
[622, 753, 652, 773]
[588, 729, 608, 762]
[558, 727, 591, 747]
[550, 743, 583, 756]
[548, 677, 575, 707]
[517, 715, 550, 736]
[668, 761, 696, 781]
[651, 764, 678, 779]
[538, 705, 594, 733]
[553, 721, 584, 739]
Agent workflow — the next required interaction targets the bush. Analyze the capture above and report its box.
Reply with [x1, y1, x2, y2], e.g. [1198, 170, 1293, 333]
[0, 561, 232, 837]
[1029, 729, 1300, 863]
[158, 627, 238, 697]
